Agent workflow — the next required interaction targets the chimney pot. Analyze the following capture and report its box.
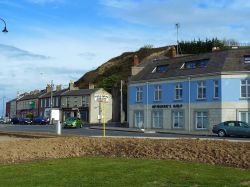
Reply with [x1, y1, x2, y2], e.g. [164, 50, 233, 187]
[172, 46, 176, 58]
[133, 55, 140, 66]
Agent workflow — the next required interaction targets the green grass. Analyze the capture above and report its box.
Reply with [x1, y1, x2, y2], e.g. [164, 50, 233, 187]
[0, 157, 249, 187]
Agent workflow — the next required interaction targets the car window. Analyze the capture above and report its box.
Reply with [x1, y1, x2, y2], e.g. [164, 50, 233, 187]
[227, 122, 235, 127]
[239, 122, 249, 128]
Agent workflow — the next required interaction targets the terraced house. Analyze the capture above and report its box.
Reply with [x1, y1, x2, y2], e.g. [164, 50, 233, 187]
[128, 48, 250, 132]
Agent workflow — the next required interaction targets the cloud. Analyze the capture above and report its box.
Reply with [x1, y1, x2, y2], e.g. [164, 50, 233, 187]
[0, 44, 50, 60]
[78, 52, 97, 60]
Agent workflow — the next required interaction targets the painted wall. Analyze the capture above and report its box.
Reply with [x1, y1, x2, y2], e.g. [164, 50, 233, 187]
[128, 78, 222, 105]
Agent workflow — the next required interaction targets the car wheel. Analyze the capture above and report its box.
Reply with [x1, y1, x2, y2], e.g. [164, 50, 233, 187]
[218, 130, 226, 137]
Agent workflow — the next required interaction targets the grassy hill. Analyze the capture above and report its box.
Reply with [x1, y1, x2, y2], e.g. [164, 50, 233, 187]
[75, 46, 169, 90]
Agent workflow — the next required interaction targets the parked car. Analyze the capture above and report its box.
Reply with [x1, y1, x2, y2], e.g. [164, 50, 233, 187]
[10, 117, 20, 124]
[19, 118, 33, 125]
[212, 121, 250, 137]
[0, 118, 4, 124]
[32, 116, 49, 125]
[63, 117, 83, 128]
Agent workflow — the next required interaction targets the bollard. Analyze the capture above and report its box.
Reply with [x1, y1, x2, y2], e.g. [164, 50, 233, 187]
[56, 121, 61, 135]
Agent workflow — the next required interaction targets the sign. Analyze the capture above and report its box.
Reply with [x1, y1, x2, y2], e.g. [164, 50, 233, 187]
[94, 94, 109, 103]
[152, 104, 183, 109]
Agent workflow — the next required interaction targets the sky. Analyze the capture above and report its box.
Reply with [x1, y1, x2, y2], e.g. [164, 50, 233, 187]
[0, 0, 250, 116]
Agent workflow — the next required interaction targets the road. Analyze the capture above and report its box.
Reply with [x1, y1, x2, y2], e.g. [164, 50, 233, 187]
[0, 124, 249, 142]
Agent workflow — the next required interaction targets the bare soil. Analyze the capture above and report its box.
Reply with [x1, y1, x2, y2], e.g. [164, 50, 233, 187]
[0, 136, 249, 169]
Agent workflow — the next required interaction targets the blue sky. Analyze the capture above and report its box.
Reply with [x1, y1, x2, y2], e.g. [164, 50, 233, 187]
[0, 0, 250, 116]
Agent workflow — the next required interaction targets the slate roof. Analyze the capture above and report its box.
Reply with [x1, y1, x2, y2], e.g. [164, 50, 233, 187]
[18, 90, 46, 101]
[39, 89, 68, 98]
[61, 89, 99, 96]
[130, 48, 250, 82]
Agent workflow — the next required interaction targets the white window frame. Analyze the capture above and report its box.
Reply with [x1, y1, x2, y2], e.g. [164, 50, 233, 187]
[197, 81, 206, 99]
[172, 111, 184, 129]
[195, 111, 208, 129]
[239, 111, 250, 123]
[175, 83, 183, 100]
[55, 97, 59, 107]
[213, 80, 219, 99]
[240, 80, 250, 98]
[152, 111, 163, 129]
[154, 85, 162, 101]
[134, 111, 144, 128]
[82, 96, 89, 107]
[136, 87, 143, 102]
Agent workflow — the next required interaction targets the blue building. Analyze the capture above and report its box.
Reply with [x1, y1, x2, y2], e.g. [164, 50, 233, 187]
[128, 48, 250, 132]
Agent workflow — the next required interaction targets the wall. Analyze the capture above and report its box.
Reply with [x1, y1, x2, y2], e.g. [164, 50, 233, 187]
[89, 89, 112, 123]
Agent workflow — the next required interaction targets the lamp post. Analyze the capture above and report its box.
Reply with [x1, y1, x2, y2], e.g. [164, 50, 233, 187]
[0, 18, 8, 33]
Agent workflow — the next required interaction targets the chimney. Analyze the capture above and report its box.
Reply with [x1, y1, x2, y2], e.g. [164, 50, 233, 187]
[69, 80, 79, 91]
[56, 85, 62, 91]
[172, 46, 177, 58]
[89, 83, 95, 89]
[46, 84, 52, 93]
[133, 55, 140, 66]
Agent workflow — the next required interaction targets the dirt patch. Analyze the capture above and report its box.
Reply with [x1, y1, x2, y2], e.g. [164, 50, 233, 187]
[0, 136, 22, 142]
[0, 136, 249, 169]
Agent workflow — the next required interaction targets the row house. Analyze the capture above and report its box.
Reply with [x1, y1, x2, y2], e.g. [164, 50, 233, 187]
[39, 84, 67, 119]
[128, 48, 250, 132]
[61, 82, 112, 123]
[5, 99, 16, 118]
[16, 90, 45, 118]
[7, 81, 113, 123]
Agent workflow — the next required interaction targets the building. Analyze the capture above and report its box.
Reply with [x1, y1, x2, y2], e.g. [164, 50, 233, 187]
[39, 84, 67, 120]
[61, 83, 112, 123]
[128, 48, 250, 132]
[5, 99, 16, 119]
[16, 90, 45, 118]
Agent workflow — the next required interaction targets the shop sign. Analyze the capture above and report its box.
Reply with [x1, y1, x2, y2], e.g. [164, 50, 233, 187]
[152, 104, 183, 109]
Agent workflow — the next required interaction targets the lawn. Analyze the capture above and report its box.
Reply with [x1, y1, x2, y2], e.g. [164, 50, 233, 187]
[0, 157, 249, 187]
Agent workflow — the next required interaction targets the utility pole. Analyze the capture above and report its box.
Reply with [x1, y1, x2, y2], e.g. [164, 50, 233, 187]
[175, 23, 180, 56]
[50, 80, 53, 124]
[120, 80, 123, 123]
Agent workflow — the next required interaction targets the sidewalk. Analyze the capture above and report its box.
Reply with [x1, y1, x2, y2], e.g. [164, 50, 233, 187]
[88, 125, 214, 136]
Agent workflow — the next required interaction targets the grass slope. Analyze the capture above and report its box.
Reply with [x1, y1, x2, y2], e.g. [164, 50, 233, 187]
[0, 157, 249, 187]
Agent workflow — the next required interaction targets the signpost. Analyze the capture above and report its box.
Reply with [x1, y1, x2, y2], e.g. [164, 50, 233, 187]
[94, 92, 109, 137]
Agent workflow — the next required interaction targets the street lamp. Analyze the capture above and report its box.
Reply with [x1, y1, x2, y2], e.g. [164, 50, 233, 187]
[0, 18, 8, 33]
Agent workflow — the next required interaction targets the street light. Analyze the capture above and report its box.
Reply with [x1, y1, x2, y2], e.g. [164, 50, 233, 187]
[0, 18, 8, 33]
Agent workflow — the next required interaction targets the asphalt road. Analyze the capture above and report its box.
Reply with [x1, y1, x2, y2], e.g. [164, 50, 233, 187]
[0, 124, 249, 142]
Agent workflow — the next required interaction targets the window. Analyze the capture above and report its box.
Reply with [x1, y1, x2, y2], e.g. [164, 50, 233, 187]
[175, 83, 183, 100]
[82, 96, 89, 107]
[152, 111, 163, 128]
[241, 80, 250, 98]
[244, 55, 250, 64]
[182, 59, 209, 69]
[213, 80, 219, 98]
[173, 111, 184, 128]
[136, 87, 143, 102]
[40, 99, 43, 108]
[239, 111, 250, 124]
[154, 85, 162, 101]
[195, 111, 208, 129]
[55, 97, 59, 107]
[197, 81, 206, 99]
[134, 111, 144, 128]
[152, 65, 169, 73]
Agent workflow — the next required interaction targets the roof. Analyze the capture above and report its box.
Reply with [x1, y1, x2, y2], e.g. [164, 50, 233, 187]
[18, 90, 46, 101]
[39, 88, 68, 98]
[130, 48, 250, 82]
[61, 88, 99, 96]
